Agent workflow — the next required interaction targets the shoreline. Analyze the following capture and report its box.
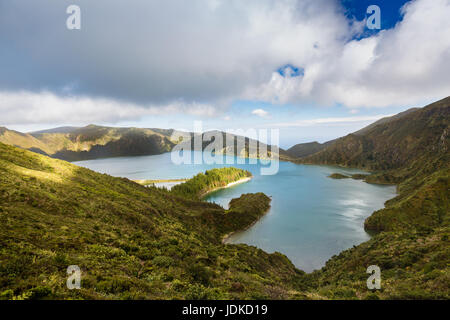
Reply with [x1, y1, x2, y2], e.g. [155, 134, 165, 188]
[134, 178, 188, 186]
[200, 176, 252, 198]
[221, 203, 271, 244]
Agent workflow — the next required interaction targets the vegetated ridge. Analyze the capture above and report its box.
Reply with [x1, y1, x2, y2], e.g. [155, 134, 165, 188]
[296, 97, 449, 299]
[0, 126, 291, 162]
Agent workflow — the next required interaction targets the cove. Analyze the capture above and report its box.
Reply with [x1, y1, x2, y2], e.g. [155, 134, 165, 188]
[74, 151, 396, 272]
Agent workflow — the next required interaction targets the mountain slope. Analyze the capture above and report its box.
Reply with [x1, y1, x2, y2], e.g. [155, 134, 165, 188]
[33, 125, 176, 161]
[300, 97, 450, 299]
[0, 125, 176, 161]
[286, 141, 334, 158]
[175, 130, 292, 161]
[353, 107, 419, 136]
[300, 96, 449, 171]
[0, 127, 53, 155]
[286, 106, 421, 159]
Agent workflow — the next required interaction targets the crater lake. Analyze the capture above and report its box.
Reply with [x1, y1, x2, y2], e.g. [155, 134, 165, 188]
[74, 152, 396, 272]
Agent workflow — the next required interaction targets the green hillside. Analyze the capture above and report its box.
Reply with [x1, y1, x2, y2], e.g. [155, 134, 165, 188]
[0, 125, 175, 161]
[296, 97, 450, 299]
[286, 106, 421, 160]
[174, 130, 292, 161]
[353, 108, 419, 136]
[286, 141, 334, 159]
[300, 97, 449, 171]
[0, 143, 304, 300]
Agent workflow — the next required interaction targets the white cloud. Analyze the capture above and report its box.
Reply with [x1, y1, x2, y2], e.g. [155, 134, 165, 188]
[0, 91, 216, 125]
[0, 0, 449, 125]
[269, 115, 392, 128]
[246, 0, 450, 108]
[0, 0, 353, 120]
[251, 109, 270, 118]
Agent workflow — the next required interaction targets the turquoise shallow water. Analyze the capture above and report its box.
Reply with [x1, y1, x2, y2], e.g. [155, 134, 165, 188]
[74, 152, 396, 272]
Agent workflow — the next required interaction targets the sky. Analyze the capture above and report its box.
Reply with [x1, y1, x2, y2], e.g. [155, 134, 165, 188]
[1, 0, 449, 148]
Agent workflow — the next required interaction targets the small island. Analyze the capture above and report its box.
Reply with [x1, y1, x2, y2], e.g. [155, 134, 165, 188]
[221, 193, 271, 243]
[328, 173, 350, 179]
[328, 173, 370, 180]
[171, 167, 252, 200]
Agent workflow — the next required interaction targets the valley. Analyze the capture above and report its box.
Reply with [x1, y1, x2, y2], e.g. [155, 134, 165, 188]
[0, 97, 449, 299]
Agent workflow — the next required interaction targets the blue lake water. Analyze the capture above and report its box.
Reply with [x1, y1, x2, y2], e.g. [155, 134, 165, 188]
[74, 152, 396, 272]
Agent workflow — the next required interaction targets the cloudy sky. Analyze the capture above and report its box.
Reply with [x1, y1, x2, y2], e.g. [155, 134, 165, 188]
[1, 0, 449, 147]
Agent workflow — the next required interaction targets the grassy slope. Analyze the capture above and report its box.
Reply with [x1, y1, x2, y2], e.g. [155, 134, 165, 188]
[0, 128, 53, 155]
[0, 143, 305, 300]
[285, 107, 420, 159]
[298, 97, 450, 299]
[300, 97, 449, 171]
[286, 141, 334, 159]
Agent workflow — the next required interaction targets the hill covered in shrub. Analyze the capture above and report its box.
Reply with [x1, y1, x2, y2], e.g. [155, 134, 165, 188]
[298, 97, 450, 299]
[0, 143, 304, 300]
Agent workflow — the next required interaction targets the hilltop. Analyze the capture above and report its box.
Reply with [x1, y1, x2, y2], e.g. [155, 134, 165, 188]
[286, 141, 334, 159]
[0, 125, 175, 161]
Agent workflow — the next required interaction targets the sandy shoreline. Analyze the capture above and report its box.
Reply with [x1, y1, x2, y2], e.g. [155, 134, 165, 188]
[224, 177, 252, 188]
[137, 175, 252, 194]
[200, 176, 252, 198]
[134, 178, 188, 185]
